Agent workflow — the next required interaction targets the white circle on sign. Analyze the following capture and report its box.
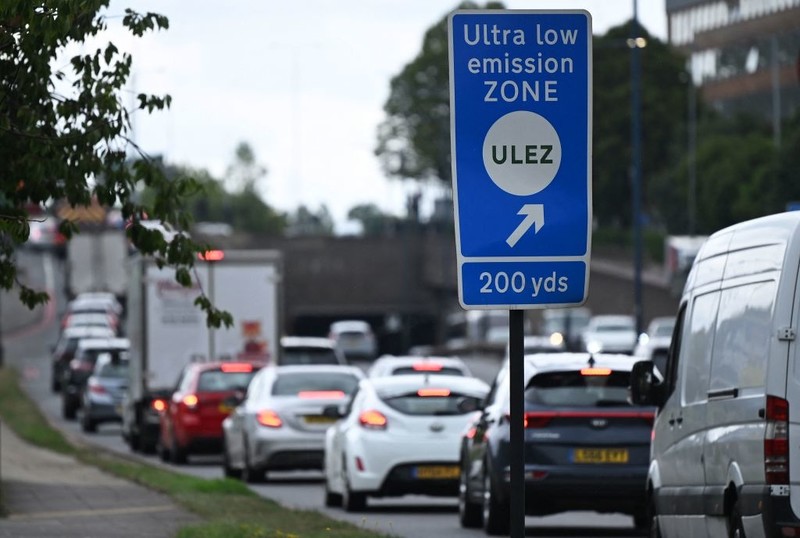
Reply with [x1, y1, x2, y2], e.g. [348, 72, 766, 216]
[482, 110, 562, 196]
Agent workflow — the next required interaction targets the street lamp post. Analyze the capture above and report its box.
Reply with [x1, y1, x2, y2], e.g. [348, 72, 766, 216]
[630, 0, 644, 335]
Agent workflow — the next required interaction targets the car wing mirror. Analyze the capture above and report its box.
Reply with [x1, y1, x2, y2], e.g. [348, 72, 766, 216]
[456, 396, 481, 414]
[630, 360, 666, 407]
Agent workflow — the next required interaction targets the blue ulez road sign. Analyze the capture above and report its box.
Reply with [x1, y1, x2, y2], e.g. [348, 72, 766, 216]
[448, 10, 592, 310]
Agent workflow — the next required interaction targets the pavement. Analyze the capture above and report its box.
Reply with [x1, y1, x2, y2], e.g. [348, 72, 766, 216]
[0, 421, 201, 538]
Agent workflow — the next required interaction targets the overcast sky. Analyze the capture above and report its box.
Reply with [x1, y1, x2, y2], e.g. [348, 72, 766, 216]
[106, 1, 667, 233]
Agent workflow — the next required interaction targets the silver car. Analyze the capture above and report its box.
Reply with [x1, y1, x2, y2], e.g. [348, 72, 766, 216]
[80, 353, 129, 433]
[222, 365, 365, 483]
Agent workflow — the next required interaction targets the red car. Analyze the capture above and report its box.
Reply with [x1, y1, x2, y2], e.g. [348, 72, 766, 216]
[158, 361, 264, 464]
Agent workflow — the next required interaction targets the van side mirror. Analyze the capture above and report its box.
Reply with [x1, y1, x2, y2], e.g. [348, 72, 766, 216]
[630, 360, 667, 407]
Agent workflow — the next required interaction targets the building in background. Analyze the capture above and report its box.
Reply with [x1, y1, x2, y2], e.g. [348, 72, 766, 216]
[667, 0, 800, 128]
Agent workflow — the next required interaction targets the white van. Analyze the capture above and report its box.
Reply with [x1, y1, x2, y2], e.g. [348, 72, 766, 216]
[631, 211, 800, 537]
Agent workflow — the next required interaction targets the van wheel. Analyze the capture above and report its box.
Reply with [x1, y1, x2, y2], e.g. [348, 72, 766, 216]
[729, 499, 746, 538]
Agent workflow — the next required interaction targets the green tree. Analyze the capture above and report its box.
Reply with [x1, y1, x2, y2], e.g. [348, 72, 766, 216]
[286, 204, 335, 237]
[223, 142, 285, 235]
[347, 203, 397, 236]
[375, 1, 504, 185]
[0, 2, 228, 325]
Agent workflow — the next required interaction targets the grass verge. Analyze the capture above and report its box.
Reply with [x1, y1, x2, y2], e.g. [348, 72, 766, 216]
[0, 367, 396, 538]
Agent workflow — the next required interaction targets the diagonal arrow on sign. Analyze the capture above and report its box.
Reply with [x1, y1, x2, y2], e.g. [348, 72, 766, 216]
[506, 204, 544, 247]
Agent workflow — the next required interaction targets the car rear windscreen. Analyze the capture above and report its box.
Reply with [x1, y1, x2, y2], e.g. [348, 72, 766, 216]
[379, 389, 482, 416]
[198, 370, 259, 392]
[281, 347, 340, 365]
[271, 372, 360, 396]
[525, 370, 632, 407]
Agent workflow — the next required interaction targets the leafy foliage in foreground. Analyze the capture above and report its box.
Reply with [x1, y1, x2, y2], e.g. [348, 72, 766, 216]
[0, 1, 229, 326]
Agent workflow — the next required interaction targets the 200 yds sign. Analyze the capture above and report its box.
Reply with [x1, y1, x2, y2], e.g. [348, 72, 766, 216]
[462, 260, 586, 306]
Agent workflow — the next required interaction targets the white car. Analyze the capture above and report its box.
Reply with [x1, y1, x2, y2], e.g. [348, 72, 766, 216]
[580, 314, 638, 354]
[632, 316, 675, 374]
[279, 336, 347, 366]
[329, 320, 377, 360]
[323, 374, 490, 511]
[367, 355, 472, 378]
[221, 365, 364, 482]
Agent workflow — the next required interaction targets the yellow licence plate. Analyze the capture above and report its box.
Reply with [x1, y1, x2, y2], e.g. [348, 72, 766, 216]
[218, 404, 233, 414]
[573, 448, 629, 464]
[414, 465, 460, 479]
[304, 415, 336, 424]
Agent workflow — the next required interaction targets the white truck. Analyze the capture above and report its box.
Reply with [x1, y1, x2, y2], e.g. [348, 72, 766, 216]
[65, 229, 129, 303]
[121, 249, 283, 452]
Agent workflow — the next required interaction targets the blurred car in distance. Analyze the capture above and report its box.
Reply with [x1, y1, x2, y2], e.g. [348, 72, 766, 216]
[540, 307, 591, 351]
[632, 316, 675, 374]
[80, 352, 129, 432]
[580, 314, 638, 355]
[222, 364, 365, 482]
[25, 214, 66, 253]
[279, 336, 347, 366]
[324, 374, 490, 511]
[74, 291, 123, 316]
[50, 325, 115, 392]
[329, 320, 377, 360]
[157, 360, 265, 464]
[503, 334, 567, 361]
[61, 297, 120, 333]
[367, 355, 473, 378]
[458, 352, 654, 535]
[62, 312, 117, 334]
[61, 337, 130, 420]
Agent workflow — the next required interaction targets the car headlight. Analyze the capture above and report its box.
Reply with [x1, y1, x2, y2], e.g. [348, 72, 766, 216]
[586, 340, 603, 354]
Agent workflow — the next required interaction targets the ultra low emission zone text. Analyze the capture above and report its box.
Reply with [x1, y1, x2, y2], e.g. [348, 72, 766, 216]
[461, 23, 579, 103]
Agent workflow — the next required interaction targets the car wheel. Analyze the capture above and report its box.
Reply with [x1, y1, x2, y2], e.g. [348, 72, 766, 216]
[80, 412, 97, 433]
[341, 460, 366, 512]
[242, 444, 266, 484]
[324, 479, 342, 508]
[156, 434, 170, 462]
[728, 498, 746, 538]
[482, 464, 510, 536]
[169, 431, 188, 465]
[458, 460, 483, 528]
[222, 445, 241, 479]
[51, 371, 60, 393]
[62, 395, 77, 420]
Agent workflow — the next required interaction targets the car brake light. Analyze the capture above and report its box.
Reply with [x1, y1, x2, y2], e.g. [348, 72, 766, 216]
[220, 363, 253, 373]
[765, 395, 789, 484]
[257, 410, 282, 428]
[297, 390, 345, 399]
[151, 398, 167, 412]
[182, 394, 199, 409]
[413, 362, 443, 372]
[88, 380, 106, 395]
[524, 412, 554, 428]
[358, 410, 388, 430]
[580, 367, 612, 376]
[417, 388, 451, 397]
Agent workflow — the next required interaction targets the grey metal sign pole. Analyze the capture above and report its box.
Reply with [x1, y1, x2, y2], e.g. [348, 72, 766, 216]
[509, 309, 525, 537]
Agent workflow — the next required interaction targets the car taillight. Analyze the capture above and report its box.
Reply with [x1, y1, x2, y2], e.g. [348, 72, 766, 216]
[358, 410, 388, 430]
[524, 412, 554, 428]
[765, 395, 789, 484]
[88, 379, 106, 395]
[182, 394, 199, 410]
[151, 398, 167, 412]
[257, 410, 282, 428]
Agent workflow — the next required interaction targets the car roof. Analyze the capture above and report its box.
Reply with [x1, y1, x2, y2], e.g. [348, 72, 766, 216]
[186, 360, 268, 372]
[280, 336, 336, 349]
[265, 364, 366, 378]
[524, 352, 640, 374]
[330, 320, 371, 332]
[588, 315, 635, 325]
[76, 337, 130, 350]
[372, 355, 466, 367]
[366, 374, 489, 397]
[61, 326, 115, 337]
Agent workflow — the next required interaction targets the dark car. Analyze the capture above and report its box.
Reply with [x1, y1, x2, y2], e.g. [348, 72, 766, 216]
[458, 352, 655, 536]
[61, 337, 130, 420]
[157, 360, 265, 464]
[50, 326, 115, 392]
[80, 353, 129, 432]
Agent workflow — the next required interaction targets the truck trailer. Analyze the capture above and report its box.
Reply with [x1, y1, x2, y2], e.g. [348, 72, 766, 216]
[121, 249, 283, 452]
